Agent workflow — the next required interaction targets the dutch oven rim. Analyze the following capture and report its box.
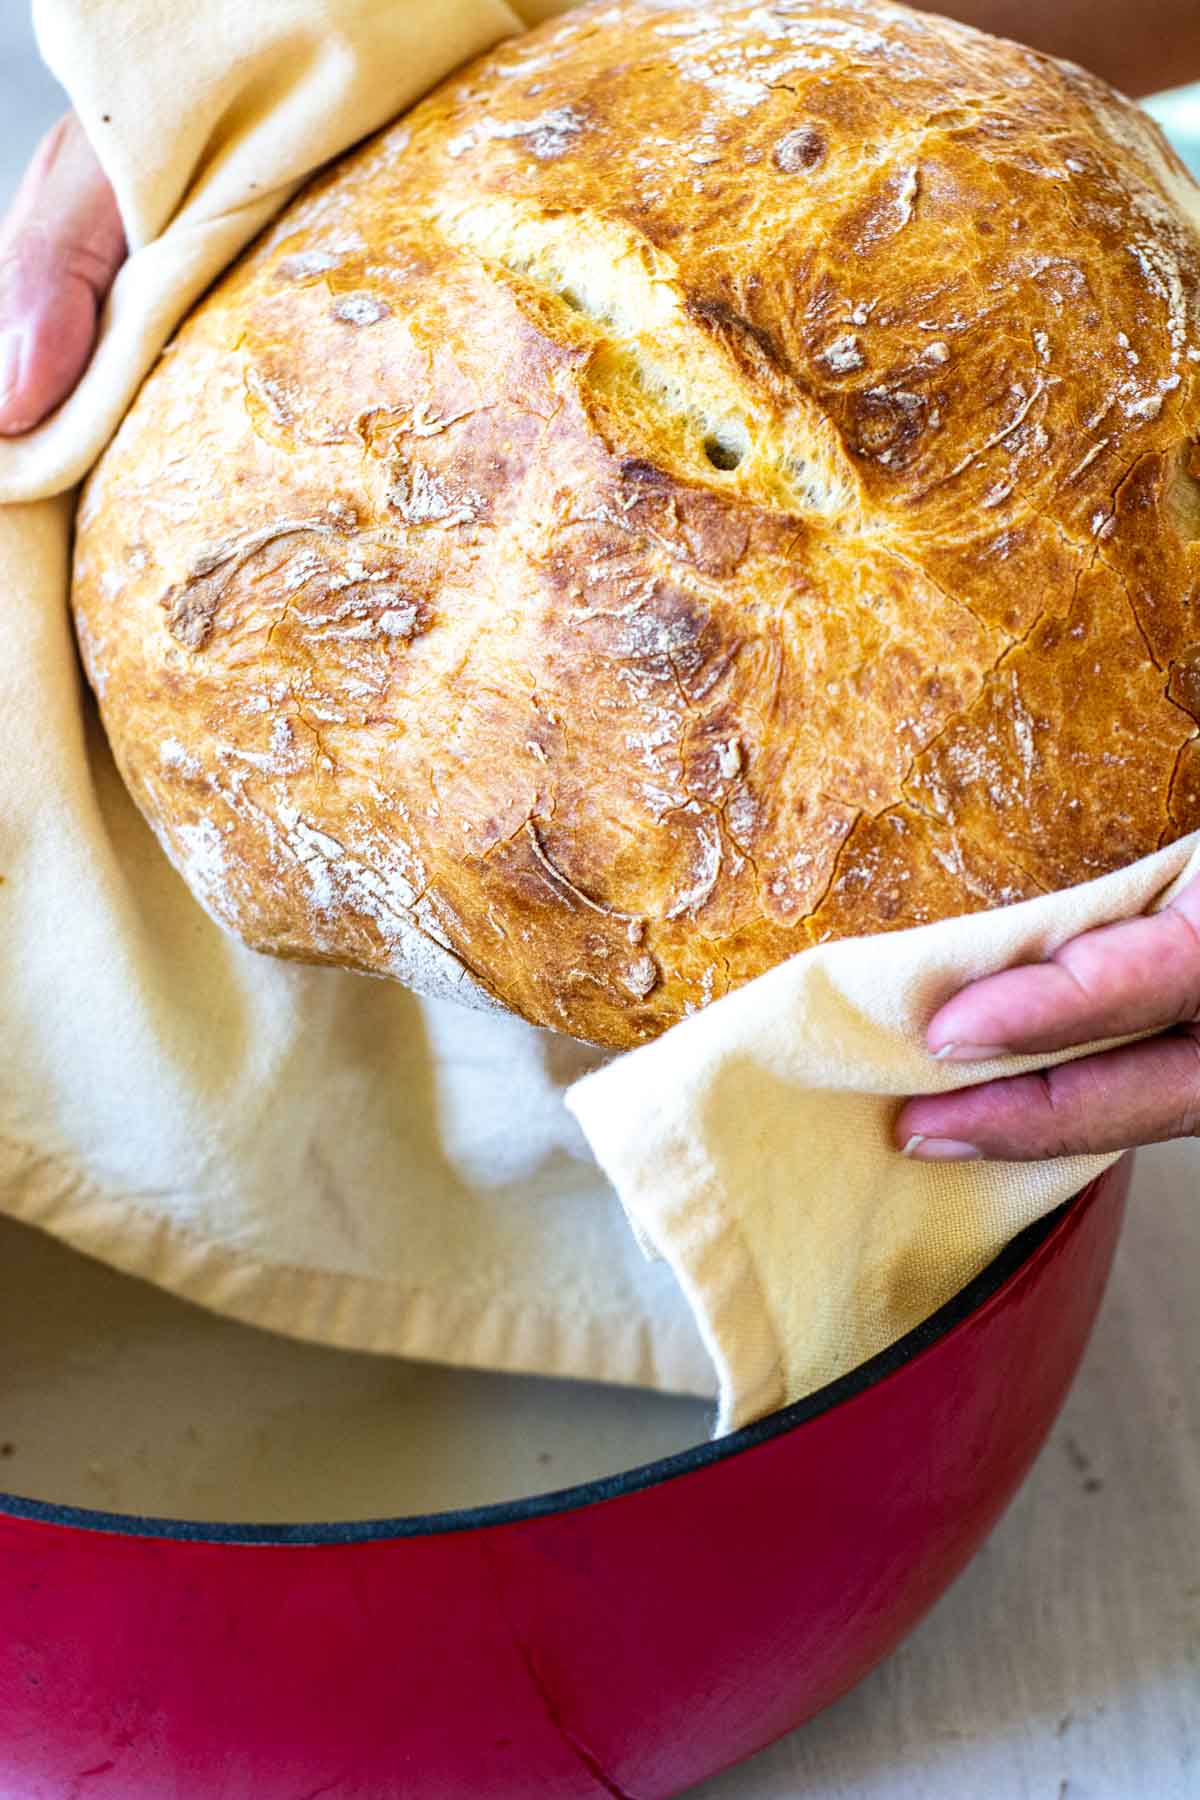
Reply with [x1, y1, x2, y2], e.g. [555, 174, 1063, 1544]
[0, 1189, 1083, 1546]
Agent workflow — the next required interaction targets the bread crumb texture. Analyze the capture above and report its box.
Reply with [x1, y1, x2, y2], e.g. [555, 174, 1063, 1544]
[73, 0, 1200, 1047]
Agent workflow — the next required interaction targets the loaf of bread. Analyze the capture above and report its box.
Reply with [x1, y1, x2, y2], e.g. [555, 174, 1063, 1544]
[72, 0, 1200, 1048]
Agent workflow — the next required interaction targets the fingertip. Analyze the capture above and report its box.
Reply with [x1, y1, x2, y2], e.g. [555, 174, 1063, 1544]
[893, 1098, 926, 1153]
[924, 960, 1066, 1061]
[922, 983, 992, 1058]
[894, 1079, 1002, 1155]
[0, 282, 100, 436]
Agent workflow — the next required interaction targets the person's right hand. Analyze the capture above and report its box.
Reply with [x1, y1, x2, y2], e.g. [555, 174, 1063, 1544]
[0, 111, 125, 436]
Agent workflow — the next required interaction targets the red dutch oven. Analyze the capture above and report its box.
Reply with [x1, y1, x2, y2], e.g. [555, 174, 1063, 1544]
[0, 1158, 1129, 1799]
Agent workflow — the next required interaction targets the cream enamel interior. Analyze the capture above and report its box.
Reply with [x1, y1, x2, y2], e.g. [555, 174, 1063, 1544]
[0, 1214, 708, 1522]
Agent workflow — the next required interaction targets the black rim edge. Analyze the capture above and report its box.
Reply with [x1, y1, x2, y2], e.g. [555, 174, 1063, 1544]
[0, 1194, 1078, 1546]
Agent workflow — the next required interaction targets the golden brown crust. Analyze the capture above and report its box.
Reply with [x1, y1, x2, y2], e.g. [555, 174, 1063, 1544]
[72, 0, 1200, 1047]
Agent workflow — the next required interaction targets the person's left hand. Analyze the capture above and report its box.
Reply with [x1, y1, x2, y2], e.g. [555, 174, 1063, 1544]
[895, 868, 1200, 1161]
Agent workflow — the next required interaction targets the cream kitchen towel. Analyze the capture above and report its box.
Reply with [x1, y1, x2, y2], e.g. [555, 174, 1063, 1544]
[1, 0, 1196, 1436]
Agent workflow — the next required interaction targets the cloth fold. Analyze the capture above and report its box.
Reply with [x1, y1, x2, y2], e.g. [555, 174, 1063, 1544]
[570, 836, 1200, 1431]
[1, 0, 1195, 1437]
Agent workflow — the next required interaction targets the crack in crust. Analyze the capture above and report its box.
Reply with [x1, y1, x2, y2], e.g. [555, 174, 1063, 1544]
[163, 515, 354, 650]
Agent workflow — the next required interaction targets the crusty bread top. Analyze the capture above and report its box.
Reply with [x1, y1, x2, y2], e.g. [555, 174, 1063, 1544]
[73, 0, 1200, 1046]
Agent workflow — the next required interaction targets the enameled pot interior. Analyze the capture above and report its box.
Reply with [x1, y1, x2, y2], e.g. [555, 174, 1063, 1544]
[0, 1203, 1063, 1540]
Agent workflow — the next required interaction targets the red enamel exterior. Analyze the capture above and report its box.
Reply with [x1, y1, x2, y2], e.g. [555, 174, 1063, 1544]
[0, 1160, 1129, 1800]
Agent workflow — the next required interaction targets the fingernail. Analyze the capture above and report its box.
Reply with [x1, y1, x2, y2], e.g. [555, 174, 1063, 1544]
[0, 329, 28, 430]
[931, 1042, 1010, 1062]
[0, 330, 23, 405]
[902, 1134, 982, 1161]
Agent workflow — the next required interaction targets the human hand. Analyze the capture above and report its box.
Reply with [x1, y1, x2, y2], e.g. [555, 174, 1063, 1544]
[896, 872, 1200, 1162]
[0, 112, 125, 436]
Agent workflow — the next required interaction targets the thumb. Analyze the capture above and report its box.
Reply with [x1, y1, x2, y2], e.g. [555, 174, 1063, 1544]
[0, 111, 126, 436]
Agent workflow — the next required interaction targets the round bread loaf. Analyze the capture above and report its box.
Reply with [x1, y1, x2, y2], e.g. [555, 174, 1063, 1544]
[73, 0, 1200, 1048]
